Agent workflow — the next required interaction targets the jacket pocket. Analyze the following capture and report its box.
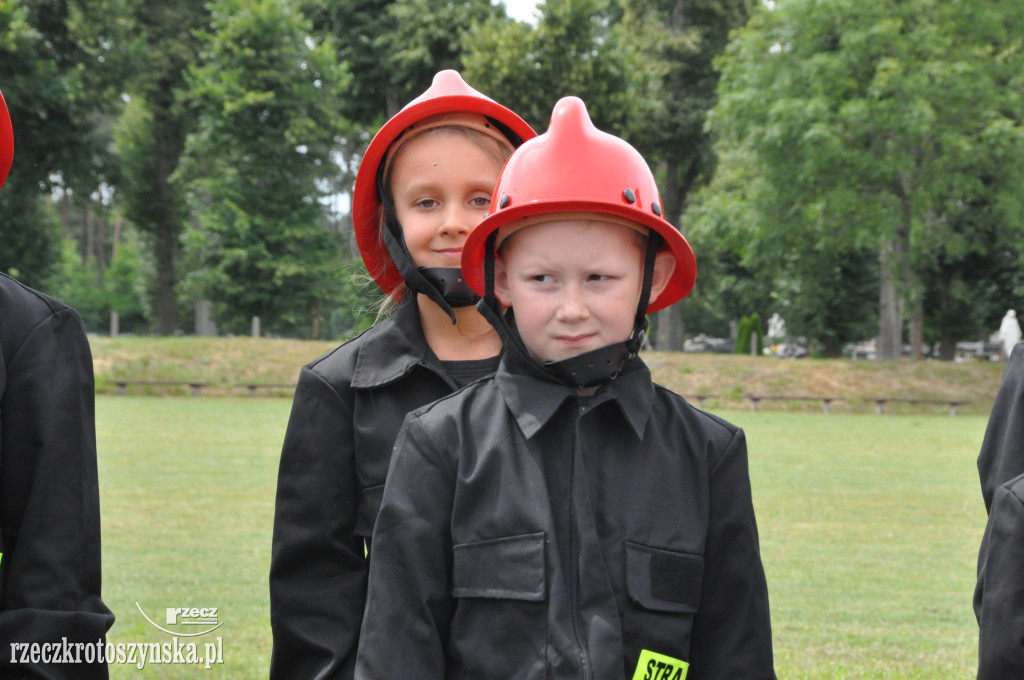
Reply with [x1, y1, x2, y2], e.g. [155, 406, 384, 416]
[449, 533, 548, 679]
[452, 532, 546, 601]
[624, 541, 703, 614]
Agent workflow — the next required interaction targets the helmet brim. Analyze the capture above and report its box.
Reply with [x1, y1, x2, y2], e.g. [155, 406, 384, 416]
[463, 200, 696, 313]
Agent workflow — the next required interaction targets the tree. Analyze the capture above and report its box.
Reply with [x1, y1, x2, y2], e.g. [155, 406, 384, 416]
[463, 0, 636, 133]
[382, 0, 506, 115]
[175, 0, 351, 338]
[300, 0, 394, 126]
[113, 0, 210, 334]
[620, 0, 754, 244]
[704, 0, 1024, 358]
[735, 312, 763, 355]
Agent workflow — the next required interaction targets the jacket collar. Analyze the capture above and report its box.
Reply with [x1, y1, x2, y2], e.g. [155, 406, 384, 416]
[496, 355, 654, 440]
[351, 296, 433, 389]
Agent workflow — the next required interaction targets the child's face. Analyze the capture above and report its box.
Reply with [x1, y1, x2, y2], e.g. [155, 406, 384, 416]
[389, 130, 503, 270]
[494, 219, 675, 363]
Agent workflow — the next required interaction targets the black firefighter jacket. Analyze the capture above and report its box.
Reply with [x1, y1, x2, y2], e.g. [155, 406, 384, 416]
[0, 272, 114, 677]
[357, 355, 776, 680]
[975, 341, 1024, 678]
[270, 298, 491, 679]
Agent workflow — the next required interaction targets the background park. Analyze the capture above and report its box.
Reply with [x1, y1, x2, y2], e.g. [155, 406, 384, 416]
[3, 0, 1023, 676]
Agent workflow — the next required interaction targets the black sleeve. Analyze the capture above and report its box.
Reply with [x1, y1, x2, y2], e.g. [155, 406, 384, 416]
[976, 477, 1024, 679]
[688, 427, 776, 679]
[269, 365, 366, 680]
[0, 307, 114, 678]
[356, 413, 454, 680]
[978, 342, 1024, 512]
[975, 342, 1024, 625]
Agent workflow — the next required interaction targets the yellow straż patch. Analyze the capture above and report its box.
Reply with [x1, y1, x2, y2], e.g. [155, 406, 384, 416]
[632, 648, 689, 680]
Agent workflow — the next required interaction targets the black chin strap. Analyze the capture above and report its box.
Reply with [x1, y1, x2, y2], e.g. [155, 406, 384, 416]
[416, 267, 477, 307]
[479, 230, 663, 390]
[628, 230, 662, 354]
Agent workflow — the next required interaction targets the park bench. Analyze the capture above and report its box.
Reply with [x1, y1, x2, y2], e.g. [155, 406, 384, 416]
[113, 379, 210, 397]
[744, 394, 841, 414]
[684, 394, 718, 408]
[237, 382, 297, 398]
[869, 397, 970, 416]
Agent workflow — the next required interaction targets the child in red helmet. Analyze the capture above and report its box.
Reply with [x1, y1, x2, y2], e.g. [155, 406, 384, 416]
[0, 89, 114, 674]
[356, 97, 775, 679]
[269, 71, 535, 678]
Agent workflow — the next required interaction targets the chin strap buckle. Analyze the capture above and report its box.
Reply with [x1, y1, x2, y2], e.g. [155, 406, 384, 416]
[416, 267, 479, 308]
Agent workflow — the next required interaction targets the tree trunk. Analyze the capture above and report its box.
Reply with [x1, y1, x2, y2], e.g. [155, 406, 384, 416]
[152, 107, 184, 335]
[909, 299, 923, 360]
[155, 222, 177, 334]
[878, 238, 903, 359]
[654, 301, 687, 351]
[939, 333, 957, 361]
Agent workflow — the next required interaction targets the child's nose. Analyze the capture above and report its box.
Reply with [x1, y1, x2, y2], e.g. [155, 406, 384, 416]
[556, 286, 590, 322]
[438, 205, 471, 238]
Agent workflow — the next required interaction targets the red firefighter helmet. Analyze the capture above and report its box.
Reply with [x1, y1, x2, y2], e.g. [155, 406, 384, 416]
[0, 89, 12, 191]
[462, 96, 697, 313]
[352, 70, 536, 298]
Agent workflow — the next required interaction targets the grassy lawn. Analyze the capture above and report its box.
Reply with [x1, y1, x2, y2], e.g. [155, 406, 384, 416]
[741, 411, 988, 679]
[97, 396, 285, 677]
[96, 396, 989, 678]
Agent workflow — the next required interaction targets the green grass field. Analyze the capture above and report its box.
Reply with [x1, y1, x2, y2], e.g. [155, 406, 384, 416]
[96, 396, 990, 678]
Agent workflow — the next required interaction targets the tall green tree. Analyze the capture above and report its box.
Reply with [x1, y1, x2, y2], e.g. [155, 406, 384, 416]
[619, 0, 755, 349]
[113, 0, 209, 334]
[704, 0, 1024, 358]
[176, 0, 350, 338]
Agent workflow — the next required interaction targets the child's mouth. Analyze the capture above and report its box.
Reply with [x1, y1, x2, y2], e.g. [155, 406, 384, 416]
[556, 333, 596, 347]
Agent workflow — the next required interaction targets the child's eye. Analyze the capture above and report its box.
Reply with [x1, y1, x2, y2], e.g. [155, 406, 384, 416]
[531, 274, 554, 283]
[469, 196, 491, 208]
[415, 198, 438, 209]
[588, 274, 610, 282]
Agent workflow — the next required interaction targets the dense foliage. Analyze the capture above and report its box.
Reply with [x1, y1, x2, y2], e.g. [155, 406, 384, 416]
[1, 0, 1020, 353]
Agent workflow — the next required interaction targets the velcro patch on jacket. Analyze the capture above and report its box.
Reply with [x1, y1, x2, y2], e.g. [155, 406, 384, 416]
[632, 649, 689, 680]
[651, 552, 703, 607]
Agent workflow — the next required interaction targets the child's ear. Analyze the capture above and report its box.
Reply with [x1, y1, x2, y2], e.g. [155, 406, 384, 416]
[493, 254, 512, 307]
[648, 250, 677, 306]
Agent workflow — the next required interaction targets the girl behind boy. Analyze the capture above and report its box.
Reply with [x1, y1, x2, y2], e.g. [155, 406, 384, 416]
[268, 71, 535, 679]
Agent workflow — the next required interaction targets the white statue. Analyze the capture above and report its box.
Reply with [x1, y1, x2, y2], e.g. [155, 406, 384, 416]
[999, 309, 1022, 359]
